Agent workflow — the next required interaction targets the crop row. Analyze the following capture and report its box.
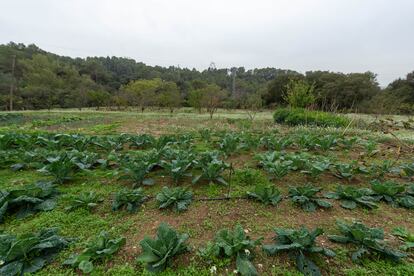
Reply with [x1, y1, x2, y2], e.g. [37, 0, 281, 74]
[1, 146, 413, 187]
[0, 131, 381, 156]
[1, 218, 412, 276]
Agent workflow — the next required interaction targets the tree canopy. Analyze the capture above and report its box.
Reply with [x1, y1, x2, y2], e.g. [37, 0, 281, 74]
[0, 42, 412, 114]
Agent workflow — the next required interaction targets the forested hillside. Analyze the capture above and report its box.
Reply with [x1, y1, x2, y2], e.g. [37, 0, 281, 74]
[1, 42, 413, 113]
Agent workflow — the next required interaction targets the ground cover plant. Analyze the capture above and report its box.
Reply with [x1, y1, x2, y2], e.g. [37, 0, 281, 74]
[0, 110, 413, 275]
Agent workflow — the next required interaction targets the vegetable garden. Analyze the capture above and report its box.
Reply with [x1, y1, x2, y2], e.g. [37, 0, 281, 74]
[0, 111, 413, 275]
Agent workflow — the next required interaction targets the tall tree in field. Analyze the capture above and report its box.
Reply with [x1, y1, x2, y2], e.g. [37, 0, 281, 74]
[87, 90, 110, 110]
[283, 80, 316, 108]
[20, 54, 62, 110]
[188, 89, 204, 113]
[187, 79, 208, 112]
[201, 84, 227, 119]
[156, 81, 182, 113]
[122, 78, 161, 111]
[242, 91, 264, 120]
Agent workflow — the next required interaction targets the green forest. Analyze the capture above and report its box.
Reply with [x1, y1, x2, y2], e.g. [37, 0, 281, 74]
[1, 42, 413, 114]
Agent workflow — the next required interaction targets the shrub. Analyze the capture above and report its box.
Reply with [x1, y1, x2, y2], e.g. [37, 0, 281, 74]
[273, 108, 350, 128]
[283, 79, 316, 108]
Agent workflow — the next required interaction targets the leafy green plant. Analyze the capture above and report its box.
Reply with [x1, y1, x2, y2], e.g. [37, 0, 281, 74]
[156, 186, 193, 212]
[400, 162, 414, 178]
[263, 160, 292, 179]
[118, 161, 154, 187]
[260, 135, 293, 151]
[0, 181, 58, 223]
[325, 186, 378, 209]
[362, 140, 379, 157]
[0, 228, 71, 275]
[38, 153, 78, 184]
[218, 133, 241, 156]
[340, 136, 358, 150]
[283, 152, 312, 171]
[247, 185, 282, 206]
[137, 223, 189, 272]
[392, 227, 414, 251]
[333, 161, 367, 181]
[161, 151, 194, 184]
[199, 224, 263, 276]
[112, 188, 147, 213]
[295, 133, 318, 150]
[263, 226, 335, 276]
[316, 135, 338, 151]
[193, 154, 229, 185]
[288, 184, 332, 212]
[239, 132, 260, 150]
[93, 135, 125, 151]
[301, 160, 331, 178]
[65, 192, 103, 212]
[369, 160, 395, 179]
[328, 221, 406, 262]
[256, 151, 282, 168]
[64, 231, 125, 273]
[371, 180, 414, 209]
[198, 128, 212, 142]
[127, 134, 155, 149]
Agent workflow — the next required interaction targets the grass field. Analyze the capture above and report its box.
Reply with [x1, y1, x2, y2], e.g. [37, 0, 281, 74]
[0, 109, 413, 275]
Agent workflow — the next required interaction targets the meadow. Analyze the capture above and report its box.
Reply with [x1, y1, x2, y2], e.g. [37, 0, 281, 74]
[0, 109, 413, 276]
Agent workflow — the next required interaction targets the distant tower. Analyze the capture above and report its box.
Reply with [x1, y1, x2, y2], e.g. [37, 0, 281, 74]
[230, 67, 237, 97]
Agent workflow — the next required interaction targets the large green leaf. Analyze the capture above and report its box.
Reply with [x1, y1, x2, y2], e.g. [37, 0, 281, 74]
[137, 223, 189, 273]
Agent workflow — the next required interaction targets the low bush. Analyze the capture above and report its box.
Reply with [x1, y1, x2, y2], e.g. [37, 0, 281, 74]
[273, 108, 350, 127]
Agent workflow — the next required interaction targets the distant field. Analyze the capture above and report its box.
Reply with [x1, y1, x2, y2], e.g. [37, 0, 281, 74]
[0, 109, 413, 275]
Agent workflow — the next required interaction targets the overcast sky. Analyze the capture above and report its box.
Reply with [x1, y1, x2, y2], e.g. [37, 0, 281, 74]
[1, 0, 413, 86]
